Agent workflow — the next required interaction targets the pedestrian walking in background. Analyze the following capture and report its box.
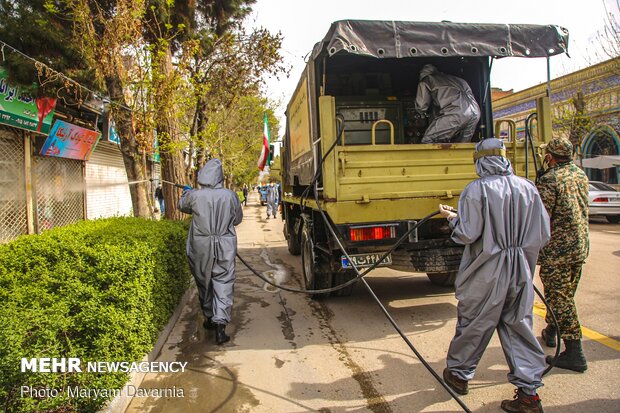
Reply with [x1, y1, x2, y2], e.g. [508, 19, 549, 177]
[179, 158, 243, 345]
[242, 185, 248, 206]
[439, 138, 550, 413]
[154, 183, 165, 213]
[266, 182, 279, 219]
[536, 137, 589, 373]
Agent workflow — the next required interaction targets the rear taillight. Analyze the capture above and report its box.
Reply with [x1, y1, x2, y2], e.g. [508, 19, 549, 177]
[593, 197, 609, 203]
[349, 225, 396, 241]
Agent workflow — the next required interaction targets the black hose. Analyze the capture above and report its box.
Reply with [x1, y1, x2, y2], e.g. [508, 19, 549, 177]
[310, 178, 473, 413]
[534, 284, 561, 376]
[239, 113, 472, 411]
[281, 115, 472, 411]
[224, 108, 553, 409]
[237, 211, 439, 295]
[524, 113, 540, 174]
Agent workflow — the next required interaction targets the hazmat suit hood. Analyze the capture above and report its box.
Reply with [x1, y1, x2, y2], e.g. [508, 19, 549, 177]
[197, 158, 224, 188]
[474, 138, 513, 177]
[419, 64, 437, 80]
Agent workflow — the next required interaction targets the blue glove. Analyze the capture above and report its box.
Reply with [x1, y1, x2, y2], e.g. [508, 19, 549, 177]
[182, 185, 192, 192]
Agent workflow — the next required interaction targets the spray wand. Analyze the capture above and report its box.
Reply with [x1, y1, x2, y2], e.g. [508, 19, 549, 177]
[150, 178, 191, 190]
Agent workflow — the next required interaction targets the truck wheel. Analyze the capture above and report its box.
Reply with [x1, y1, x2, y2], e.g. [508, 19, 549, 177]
[284, 208, 301, 255]
[427, 271, 457, 287]
[331, 269, 357, 297]
[300, 224, 331, 299]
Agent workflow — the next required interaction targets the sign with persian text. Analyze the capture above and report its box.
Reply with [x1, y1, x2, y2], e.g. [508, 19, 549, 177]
[0, 67, 56, 134]
[40, 120, 101, 161]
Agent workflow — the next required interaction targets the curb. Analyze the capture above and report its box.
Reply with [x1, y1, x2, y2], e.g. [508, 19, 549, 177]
[99, 285, 195, 413]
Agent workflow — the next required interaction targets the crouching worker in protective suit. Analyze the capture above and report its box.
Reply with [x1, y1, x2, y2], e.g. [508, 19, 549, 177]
[179, 158, 243, 345]
[415, 64, 480, 144]
[439, 138, 551, 413]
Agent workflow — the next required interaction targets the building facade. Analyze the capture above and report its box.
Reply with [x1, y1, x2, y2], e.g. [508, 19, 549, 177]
[493, 57, 620, 184]
[0, 70, 139, 243]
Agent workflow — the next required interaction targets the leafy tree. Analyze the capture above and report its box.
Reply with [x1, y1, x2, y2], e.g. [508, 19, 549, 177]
[184, 24, 287, 177]
[268, 155, 281, 183]
[142, 0, 257, 219]
[67, 0, 153, 218]
[552, 92, 591, 147]
[203, 95, 279, 187]
[0, 0, 153, 218]
[1, 0, 285, 222]
[0, 0, 97, 92]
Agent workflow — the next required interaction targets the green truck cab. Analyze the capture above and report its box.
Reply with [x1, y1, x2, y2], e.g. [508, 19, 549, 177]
[280, 20, 568, 295]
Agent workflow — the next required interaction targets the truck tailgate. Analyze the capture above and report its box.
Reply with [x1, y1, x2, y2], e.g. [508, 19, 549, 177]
[334, 143, 478, 202]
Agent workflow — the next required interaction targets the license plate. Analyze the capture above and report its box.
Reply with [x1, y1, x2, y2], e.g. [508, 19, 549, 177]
[341, 253, 392, 269]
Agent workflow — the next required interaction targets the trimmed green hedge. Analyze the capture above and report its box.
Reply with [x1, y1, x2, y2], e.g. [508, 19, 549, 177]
[0, 218, 191, 413]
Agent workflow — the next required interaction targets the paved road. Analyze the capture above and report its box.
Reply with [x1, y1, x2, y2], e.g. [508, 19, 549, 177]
[127, 193, 620, 413]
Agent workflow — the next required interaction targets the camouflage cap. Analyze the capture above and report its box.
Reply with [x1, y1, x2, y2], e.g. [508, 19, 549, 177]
[544, 137, 573, 158]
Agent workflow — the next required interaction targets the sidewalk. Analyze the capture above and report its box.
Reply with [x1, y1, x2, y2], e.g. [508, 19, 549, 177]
[124, 192, 289, 413]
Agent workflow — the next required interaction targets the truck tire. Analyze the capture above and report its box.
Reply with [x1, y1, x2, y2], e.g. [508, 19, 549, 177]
[300, 224, 331, 299]
[330, 268, 357, 297]
[427, 271, 457, 287]
[284, 207, 301, 255]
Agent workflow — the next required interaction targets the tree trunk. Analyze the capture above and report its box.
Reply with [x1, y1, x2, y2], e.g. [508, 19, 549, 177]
[104, 75, 152, 218]
[194, 98, 209, 175]
[154, 47, 187, 220]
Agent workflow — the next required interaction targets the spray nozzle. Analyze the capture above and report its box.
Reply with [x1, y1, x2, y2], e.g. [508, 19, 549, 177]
[151, 178, 191, 189]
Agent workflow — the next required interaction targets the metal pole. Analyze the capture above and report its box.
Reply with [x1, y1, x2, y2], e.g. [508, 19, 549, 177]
[23, 131, 35, 234]
[546, 56, 552, 98]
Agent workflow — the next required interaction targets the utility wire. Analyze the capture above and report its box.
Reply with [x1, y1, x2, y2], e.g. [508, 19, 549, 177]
[0, 39, 133, 112]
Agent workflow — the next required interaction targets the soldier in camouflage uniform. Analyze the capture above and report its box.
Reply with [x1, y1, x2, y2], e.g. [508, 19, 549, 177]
[536, 137, 589, 373]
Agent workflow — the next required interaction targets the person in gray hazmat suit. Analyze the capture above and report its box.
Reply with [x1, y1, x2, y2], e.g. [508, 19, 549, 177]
[179, 158, 243, 345]
[438, 138, 551, 413]
[265, 182, 279, 219]
[415, 64, 481, 144]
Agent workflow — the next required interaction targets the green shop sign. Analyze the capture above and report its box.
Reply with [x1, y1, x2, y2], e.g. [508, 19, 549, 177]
[0, 68, 56, 134]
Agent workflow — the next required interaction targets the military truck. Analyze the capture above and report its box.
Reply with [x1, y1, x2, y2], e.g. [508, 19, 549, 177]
[280, 20, 568, 296]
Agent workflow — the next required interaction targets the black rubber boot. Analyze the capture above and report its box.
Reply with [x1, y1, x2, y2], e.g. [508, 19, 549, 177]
[546, 339, 587, 372]
[215, 324, 230, 345]
[203, 317, 216, 330]
[541, 324, 556, 348]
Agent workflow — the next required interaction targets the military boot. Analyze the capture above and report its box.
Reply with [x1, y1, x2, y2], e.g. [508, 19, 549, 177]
[215, 324, 230, 345]
[501, 388, 544, 413]
[442, 368, 468, 395]
[546, 339, 587, 372]
[541, 324, 557, 348]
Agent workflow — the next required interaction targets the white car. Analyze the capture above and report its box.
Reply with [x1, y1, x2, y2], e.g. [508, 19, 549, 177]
[589, 181, 620, 224]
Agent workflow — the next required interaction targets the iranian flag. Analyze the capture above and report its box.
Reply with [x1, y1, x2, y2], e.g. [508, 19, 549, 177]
[257, 112, 271, 171]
